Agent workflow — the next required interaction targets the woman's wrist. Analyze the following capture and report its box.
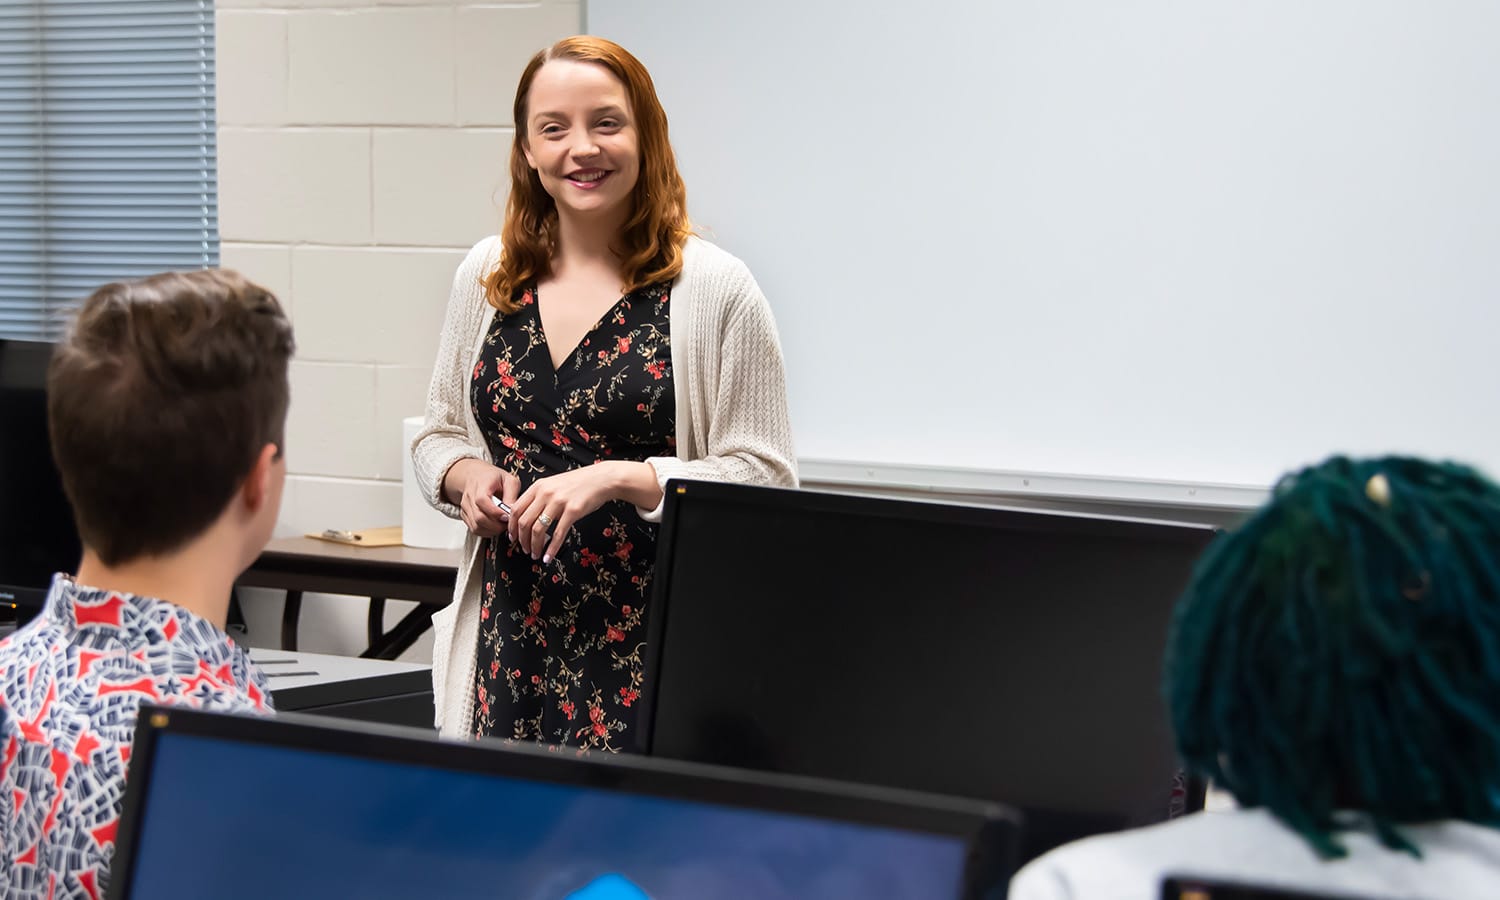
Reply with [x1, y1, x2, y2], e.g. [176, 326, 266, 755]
[608, 460, 664, 510]
[442, 457, 483, 506]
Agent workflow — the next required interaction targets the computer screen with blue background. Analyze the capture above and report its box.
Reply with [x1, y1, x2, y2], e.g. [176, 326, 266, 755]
[120, 731, 973, 899]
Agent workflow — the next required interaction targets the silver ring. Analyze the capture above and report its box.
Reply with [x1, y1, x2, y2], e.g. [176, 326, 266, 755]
[537, 513, 554, 529]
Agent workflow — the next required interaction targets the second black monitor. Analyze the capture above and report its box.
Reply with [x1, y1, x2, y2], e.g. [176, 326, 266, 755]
[640, 480, 1218, 859]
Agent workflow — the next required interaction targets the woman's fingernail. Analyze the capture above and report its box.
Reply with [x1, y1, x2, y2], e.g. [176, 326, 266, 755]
[542, 554, 551, 565]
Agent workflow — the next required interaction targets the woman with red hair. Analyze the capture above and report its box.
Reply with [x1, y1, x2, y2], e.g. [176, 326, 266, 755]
[413, 36, 797, 747]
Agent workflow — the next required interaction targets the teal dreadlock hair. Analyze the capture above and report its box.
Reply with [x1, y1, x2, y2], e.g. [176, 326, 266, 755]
[1164, 456, 1500, 858]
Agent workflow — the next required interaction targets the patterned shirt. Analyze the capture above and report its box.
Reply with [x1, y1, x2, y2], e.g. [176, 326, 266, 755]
[0, 575, 273, 899]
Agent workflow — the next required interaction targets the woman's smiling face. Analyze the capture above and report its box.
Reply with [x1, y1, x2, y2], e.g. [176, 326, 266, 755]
[522, 59, 641, 225]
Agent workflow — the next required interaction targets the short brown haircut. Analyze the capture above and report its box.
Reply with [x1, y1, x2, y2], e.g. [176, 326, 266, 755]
[47, 269, 294, 566]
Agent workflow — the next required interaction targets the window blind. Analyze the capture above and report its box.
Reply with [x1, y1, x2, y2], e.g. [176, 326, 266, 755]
[0, 0, 218, 340]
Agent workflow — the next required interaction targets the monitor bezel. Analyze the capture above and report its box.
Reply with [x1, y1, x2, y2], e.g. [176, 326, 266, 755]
[637, 478, 1215, 809]
[0, 582, 49, 616]
[108, 706, 1021, 900]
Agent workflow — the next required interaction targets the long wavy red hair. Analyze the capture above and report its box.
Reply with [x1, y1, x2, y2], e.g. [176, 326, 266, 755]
[482, 36, 692, 313]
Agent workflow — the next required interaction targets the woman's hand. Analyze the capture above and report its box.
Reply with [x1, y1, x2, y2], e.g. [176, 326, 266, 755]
[509, 461, 662, 562]
[443, 458, 521, 538]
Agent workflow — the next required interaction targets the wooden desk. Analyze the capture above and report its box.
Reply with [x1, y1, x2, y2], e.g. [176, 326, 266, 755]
[238, 536, 462, 660]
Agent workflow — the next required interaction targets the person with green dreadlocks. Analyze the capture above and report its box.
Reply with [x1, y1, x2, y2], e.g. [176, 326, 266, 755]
[1009, 455, 1500, 899]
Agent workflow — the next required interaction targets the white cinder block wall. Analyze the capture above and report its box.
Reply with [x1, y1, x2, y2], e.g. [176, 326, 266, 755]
[214, 0, 582, 659]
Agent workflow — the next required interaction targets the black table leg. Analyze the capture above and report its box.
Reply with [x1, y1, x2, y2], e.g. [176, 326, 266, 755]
[366, 597, 386, 649]
[227, 587, 249, 643]
[281, 589, 303, 651]
[360, 605, 436, 661]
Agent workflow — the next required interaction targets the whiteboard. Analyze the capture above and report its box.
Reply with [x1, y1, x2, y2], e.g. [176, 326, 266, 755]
[587, 1, 1500, 496]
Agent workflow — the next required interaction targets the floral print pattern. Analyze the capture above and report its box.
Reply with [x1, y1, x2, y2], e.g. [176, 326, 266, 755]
[469, 282, 673, 751]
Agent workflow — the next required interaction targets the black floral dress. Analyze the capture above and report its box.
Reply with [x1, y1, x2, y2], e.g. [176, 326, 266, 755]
[469, 282, 674, 751]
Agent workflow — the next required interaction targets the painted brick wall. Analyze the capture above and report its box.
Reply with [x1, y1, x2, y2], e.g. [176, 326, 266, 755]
[214, 0, 581, 658]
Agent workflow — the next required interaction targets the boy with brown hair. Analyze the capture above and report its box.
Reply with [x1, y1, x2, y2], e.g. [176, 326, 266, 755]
[0, 269, 293, 898]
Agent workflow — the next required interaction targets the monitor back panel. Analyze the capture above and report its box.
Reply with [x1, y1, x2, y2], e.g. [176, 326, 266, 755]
[643, 482, 1216, 856]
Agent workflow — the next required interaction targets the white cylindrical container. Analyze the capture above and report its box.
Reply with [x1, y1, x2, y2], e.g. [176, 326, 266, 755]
[402, 416, 465, 549]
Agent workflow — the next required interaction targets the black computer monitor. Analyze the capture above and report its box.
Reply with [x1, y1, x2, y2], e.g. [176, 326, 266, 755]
[109, 708, 1021, 899]
[639, 480, 1218, 862]
[0, 339, 80, 624]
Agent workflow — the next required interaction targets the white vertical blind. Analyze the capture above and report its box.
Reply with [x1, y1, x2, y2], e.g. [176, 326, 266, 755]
[0, 0, 218, 339]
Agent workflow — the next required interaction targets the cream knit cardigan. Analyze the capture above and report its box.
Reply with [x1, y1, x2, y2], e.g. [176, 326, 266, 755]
[412, 234, 799, 736]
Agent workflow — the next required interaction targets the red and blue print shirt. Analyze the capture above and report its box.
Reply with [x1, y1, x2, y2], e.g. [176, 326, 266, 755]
[0, 575, 273, 899]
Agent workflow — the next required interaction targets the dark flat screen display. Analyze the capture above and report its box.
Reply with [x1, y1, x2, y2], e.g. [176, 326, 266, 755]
[0, 339, 79, 617]
[642, 481, 1217, 859]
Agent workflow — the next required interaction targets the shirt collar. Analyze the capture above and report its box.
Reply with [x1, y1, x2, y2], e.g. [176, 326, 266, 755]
[43, 573, 229, 650]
